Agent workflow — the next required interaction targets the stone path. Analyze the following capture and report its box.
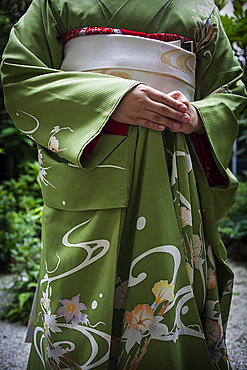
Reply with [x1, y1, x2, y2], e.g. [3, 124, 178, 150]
[0, 259, 246, 369]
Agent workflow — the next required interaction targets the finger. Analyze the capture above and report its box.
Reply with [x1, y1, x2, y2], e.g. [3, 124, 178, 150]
[146, 87, 187, 112]
[137, 118, 166, 131]
[167, 90, 188, 102]
[144, 102, 190, 125]
[136, 110, 185, 132]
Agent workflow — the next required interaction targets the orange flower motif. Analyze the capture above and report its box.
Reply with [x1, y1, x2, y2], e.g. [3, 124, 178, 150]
[205, 318, 221, 343]
[207, 267, 216, 289]
[152, 280, 175, 306]
[124, 311, 131, 324]
[128, 304, 154, 333]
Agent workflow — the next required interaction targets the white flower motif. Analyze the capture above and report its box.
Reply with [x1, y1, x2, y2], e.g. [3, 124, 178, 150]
[49, 314, 62, 335]
[71, 314, 89, 327]
[44, 313, 50, 337]
[149, 316, 169, 339]
[121, 328, 142, 354]
[47, 345, 67, 365]
[43, 312, 62, 337]
[48, 125, 74, 153]
[181, 207, 192, 228]
[38, 149, 43, 165]
[206, 300, 219, 320]
[194, 256, 205, 269]
[193, 234, 202, 258]
[41, 291, 50, 311]
[48, 136, 60, 152]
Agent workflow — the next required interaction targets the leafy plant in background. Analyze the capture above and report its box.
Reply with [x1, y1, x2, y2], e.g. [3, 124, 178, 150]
[0, 111, 37, 180]
[220, 0, 247, 79]
[0, 0, 34, 180]
[217, 0, 247, 163]
[220, 171, 247, 240]
[0, 161, 42, 323]
[236, 112, 247, 158]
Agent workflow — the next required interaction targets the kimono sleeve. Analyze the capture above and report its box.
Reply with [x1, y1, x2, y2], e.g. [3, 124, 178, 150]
[0, 0, 139, 167]
[192, 6, 247, 172]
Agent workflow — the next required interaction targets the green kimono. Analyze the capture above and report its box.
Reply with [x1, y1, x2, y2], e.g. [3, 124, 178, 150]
[1, 0, 246, 369]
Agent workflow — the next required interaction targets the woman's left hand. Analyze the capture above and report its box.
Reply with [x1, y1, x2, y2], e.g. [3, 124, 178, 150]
[168, 91, 205, 135]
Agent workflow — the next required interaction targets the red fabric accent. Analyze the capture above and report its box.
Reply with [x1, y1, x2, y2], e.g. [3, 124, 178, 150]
[80, 119, 128, 162]
[62, 27, 195, 51]
[104, 118, 128, 135]
[81, 120, 227, 188]
[80, 132, 104, 162]
[190, 133, 229, 187]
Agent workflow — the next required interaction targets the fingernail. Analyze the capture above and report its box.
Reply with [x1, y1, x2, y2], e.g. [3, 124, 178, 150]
[158, 125, 165, 131]
[180, 105, 187, 112]
[173, 122, 180, 130]
[182, 115, 189, 123]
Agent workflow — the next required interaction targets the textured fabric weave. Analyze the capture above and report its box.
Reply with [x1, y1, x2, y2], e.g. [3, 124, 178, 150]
[1, 0, 246, 369]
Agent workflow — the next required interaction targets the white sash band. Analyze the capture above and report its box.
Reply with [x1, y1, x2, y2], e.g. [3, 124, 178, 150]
[61, 34, 196, 101]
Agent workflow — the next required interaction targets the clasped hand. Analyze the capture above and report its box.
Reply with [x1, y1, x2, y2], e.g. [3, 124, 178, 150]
[111, 84, 205, 135]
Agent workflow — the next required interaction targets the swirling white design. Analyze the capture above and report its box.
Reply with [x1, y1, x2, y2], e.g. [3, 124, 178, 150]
[16, 110, 40, 134]
[96, 164, 127, 170]
[160, 49, 196, 86]
[167, 149, 192, 187]
[40, 218, 110, 285]
[172, 290, 204, 340]
[33, 327, 45, 367]
[68, 162, 80, 168]
[58, 324, 111, 369]
[128, 245, 181, 288]
[148, 286, 204, 342]
[44, 251, 61, 273]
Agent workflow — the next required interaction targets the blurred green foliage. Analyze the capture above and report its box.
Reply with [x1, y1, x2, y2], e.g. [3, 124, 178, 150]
[219, 0, 247, 81]
[0, 111, 37, 179]
[217, 0, 247, 163]
[220, 171, 247, 240]
[0, 0, 34, 180]
[0, 161, 42, 323]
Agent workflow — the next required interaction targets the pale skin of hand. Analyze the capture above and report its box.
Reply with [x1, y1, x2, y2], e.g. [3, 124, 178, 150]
[111, 84, 205, 135]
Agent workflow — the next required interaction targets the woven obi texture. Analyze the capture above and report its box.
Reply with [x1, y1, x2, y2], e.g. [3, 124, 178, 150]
[60, 34, 196, 101]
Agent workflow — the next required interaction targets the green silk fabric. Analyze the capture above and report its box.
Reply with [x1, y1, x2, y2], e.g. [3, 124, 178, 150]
[1, 0, 246, 368]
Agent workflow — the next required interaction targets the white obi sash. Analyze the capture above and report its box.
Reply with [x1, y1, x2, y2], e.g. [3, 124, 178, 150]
[61, 34, 196, 101]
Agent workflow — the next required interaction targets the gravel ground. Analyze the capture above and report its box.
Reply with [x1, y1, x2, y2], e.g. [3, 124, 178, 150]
[226, 260, 247, 369]
[0, 259, 246, 369]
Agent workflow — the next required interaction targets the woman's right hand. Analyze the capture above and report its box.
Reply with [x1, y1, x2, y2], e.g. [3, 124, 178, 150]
[111, 84, 189, 132]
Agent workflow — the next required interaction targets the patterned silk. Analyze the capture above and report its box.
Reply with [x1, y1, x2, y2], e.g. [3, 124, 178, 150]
[1, 1, 246, 369]
[61, 34, 196, 101]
